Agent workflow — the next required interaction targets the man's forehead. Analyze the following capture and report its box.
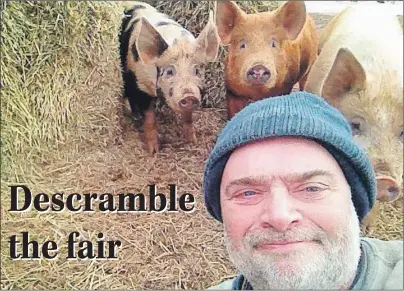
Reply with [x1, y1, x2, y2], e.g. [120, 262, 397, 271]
[221, 136, 344, 184]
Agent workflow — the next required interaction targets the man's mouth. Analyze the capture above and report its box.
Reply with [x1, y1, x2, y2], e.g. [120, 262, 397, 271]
[254, 240, 316, 253]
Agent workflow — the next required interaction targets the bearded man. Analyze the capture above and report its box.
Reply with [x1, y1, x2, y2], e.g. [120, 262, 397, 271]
[203, 92, 403, 290]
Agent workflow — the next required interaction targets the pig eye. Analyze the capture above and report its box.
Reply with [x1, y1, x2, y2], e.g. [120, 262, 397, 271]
[350, 117, 365, 136]
[270, 39, 277, 48]
[350, 121, 361, 135]
[165, 66, 176, 77]
[239, 40, 247, 49]
[398, 127, 403, 140]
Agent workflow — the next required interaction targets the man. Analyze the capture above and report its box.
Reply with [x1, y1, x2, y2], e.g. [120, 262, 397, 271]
[203, 92, 403, 290]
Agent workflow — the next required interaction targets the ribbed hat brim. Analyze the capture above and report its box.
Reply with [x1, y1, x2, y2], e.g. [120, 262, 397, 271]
[203, 92, 376, 222]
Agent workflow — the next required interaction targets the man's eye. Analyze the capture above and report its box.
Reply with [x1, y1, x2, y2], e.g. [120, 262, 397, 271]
[295, 184, 329, 201]
[243, 190, 256, 197]
[232, 189, 263, 204]
[232, 190, 258, 199]
[304, 186, 321, 192]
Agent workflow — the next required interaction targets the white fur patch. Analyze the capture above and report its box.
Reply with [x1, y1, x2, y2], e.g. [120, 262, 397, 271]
[124, 1, 195, 46]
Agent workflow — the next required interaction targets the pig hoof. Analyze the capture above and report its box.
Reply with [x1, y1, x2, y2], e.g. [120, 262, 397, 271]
[147, 140, 159, 155]
[367, 227, 375, 236]
[182, 125, 197, 144]
[362, 225, 375, 236]
[146, 131, 159, 154]
[392, 197, 403, 209]
[147, 141, 159, 155]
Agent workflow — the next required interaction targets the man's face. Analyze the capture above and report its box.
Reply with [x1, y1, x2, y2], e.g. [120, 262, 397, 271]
[220, 137, 362, 289]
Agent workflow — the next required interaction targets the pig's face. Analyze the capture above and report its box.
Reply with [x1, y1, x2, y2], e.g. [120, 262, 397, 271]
[153, 41, 206, 113]
[136, 14, 220, 113]
[342, 82, 403, 204]
[320, 48, 403, 203]
[215, 1, 307, 96]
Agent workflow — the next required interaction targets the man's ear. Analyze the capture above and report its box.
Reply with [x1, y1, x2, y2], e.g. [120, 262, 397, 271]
[195, 10, 220, 62]
[136, 17, 169, 64]
[215, 1, 246, 45]
[321, 47, 366, 107]
[274, 0, 306, 40]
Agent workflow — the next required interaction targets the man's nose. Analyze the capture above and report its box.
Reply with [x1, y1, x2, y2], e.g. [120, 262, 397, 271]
[258, 187, 302, 232]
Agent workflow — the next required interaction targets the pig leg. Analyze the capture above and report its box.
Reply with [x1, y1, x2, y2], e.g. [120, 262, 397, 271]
[122, 69, 160, 154]
[393, 195, 403, 208]
[143, 107, 159, 154]
[226, 90, 249, 120]
[360, 201, 380, 235]
[181, 111, 197, 144]
[299, 72, 309, 91]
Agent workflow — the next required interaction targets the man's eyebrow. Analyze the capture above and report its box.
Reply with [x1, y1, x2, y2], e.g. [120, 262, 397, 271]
[224, 175, 270, 197]
[283, 170, 336, 183]
[224, 170, 335, 196]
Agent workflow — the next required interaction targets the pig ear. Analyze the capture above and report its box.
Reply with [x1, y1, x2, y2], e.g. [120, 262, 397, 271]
[215, 1, 246, 45]
[136, 18, 169, 64]
[275, 1, 306, 40]
[196, 10, 220, 62]
[376, 176, 401, 202]
[321, 48, 366, 107]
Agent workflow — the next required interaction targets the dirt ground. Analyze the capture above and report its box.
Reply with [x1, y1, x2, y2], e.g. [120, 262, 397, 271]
[1, 11, 403, 290]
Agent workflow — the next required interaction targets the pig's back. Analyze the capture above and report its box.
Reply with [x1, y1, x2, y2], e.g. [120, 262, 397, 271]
[320, 5, 403, 85]
[127, 2, 195, 47]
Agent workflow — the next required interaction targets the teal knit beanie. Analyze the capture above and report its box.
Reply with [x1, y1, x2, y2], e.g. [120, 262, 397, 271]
[203, 91, 376, 223]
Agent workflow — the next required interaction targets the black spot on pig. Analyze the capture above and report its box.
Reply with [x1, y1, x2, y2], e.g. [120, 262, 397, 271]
[124, 5, 146, 16]
[131, 42, 139, 62]
[123, 70, 154, 116]
[157, 35, 169, 57]
[156, 88, 164, 99]
[120, 18, 140, 70]
[156, 21, 171, 26]
[119, 19, 131, 72]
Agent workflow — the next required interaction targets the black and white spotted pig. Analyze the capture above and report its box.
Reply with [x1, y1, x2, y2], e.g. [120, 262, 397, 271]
[119, 1, 220, 154]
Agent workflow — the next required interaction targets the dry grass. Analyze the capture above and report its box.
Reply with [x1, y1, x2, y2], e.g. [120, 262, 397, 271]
[1, 0, 123, 183]
[1, 1, 402, 290]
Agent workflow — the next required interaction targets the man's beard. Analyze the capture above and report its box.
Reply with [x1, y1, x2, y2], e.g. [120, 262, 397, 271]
[224, 203, 362, 289]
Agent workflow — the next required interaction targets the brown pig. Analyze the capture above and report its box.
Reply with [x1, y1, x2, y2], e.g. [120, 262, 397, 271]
[215, 1, 319, 119]
[119, 2, 220, 154]
[304, 5, 403, 234]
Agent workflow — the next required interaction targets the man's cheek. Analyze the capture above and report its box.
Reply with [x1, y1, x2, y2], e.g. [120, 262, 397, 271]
[223, 204, 257, 240]
[304, 204, 349, 234]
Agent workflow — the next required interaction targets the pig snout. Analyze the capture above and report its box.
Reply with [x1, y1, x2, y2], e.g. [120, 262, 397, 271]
[246, 65, 271, 85]
[178, 94, 199, 111]
[376, 175, 401, 202]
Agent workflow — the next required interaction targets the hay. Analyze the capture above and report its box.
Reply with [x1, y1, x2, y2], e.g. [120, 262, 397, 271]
[1, 1, 123, 183]
[1, 1, 403, 290]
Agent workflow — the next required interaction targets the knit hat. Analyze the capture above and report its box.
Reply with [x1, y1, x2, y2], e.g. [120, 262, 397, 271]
[203, 91, 376, 222]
